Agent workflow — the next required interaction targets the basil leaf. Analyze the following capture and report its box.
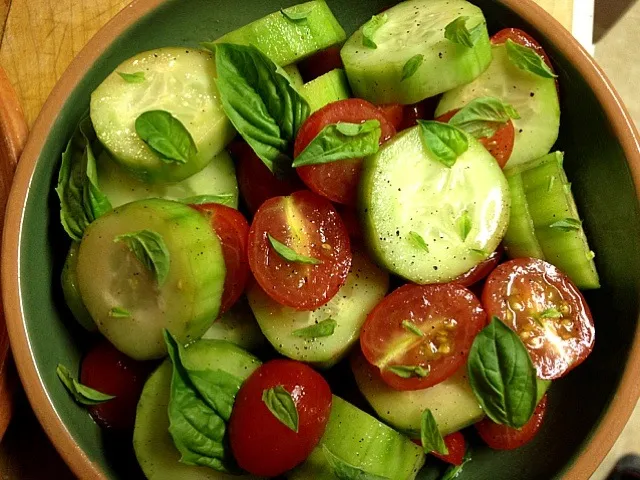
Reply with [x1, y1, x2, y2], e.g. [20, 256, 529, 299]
[362, 13, 388, 49]
[293, 318, 337, 339]
[417, 120, 468, 168]
[114, 230, 170, 286]
[117, 71, 145, 83]
[323, 445, 390, 480]
[467, 317, 538, 428]
[109, 307, 131, 318]
[402, 54, 424, 82]
[164, 330, 242, 474]
[540, 308, 563, 319]
[449, 97, 520, 139]
[421, 409, 448, 455]
[408, 231, 429, 252]
[458, 211, 472, 242]
[402, 320, 424, 337]
[56, 364, 115, 405]
[549, 218, 582, 231]
[213, 43, 310, 176]
[181, 193, 235, 206]
[262, 385, 299, 432]
[281, 5, 314, 23]
[441, 449, 472, 480]
[56, 115, 112, 241]
[388, 365, 429, 379]
[135, 110, 197, 164]
[268, 234, 322, 265]
[505, 39, 557, 79]
[444, 16, 476, 48]
[292, 120, 381, 168]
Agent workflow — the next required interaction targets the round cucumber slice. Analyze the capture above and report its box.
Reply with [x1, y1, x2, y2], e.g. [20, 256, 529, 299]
[77, 199, 225, 360]
[247, 249, 388, 368]
[61, 242, 97, 332]
[360, 126, 510, 284]
[202, 297, 266, 352]
[436, 44, 560, 168]
[90, 47, 235, 184]
[340, 0, 492, 105]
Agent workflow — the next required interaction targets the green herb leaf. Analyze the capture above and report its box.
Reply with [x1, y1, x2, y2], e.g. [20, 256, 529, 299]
[268, 234, 322, 265]
[540, 308, 563, 319]
[292, 120, 381, 168]
[323, 445, 390, 480]
[262, 385, 299, 432]
[449, 97, 520, 139]
[467, 317, 538, 428]
[292, 318, 337, 339]
[441, 450, 472, 480]
[212, 43, 310, 176]
[181, 193, 235, 207]
[388, 365, 429, 379]
[117, 71, 145, 83]
[109, 307, 131, 318]
[421, 409, 448, 455]
[408, 231, 429, 252]
[402, 320, 424, 337]
[401, 54, 424, 81]
[362, 13, 388, 49]
[458, 211, 472, 242]
[56, 364, 115, 405]
[281, 5, 314, 23]
[549, 218, 582, 231]
[135, 110, 197, 164]
[505, 39, 557, 79]
[56, 115, 112, 241]
[417, 120, 468, 167]
[444, 16, 477, 48]
[114, 230, 171, 286]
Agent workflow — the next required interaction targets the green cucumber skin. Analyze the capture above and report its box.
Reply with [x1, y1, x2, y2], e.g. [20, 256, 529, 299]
[341, 0, 492, 105]
[77, 199, 225, 360]
[61, 243, 97, 332]
[503, 171, 545, 259]
[202, 298, 266, 352]
[212, 0, 346, 67]
[283, 64, 304, 89]
[300, 68, 351, 112]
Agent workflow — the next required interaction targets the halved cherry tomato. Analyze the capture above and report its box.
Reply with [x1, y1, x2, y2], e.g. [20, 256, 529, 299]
[482, 258, 595, 380]
[378, 101, 434, 132]
[360, 283, 487, 390]
[335, 205, 362, 241]
[298, 46, 344, 83]
[453, 245, 504, 287]
[411, 431, 467, 465]
[229, 359, 332, 477]
[377, 104, 405, 131]
[248, 190, 351, 310]
[476, 394, 548, 450]
[191, 203, 250, 314]
[294, 99, 396, 206]
[491, 28, 553, 71]
[80, 341, 154, 431]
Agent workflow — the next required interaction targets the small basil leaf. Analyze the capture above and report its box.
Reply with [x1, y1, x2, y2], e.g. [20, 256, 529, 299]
[292, 120, 381, 168]
[388, 365, 429, 379]
[540, 308, 563, 319]
[181, 193, 235, 206]
[505, 39, 557, 79]
[114, 230, 170, 286]
[467, 317, 538, 428]
[323, 445, 390, 480]
[117, 71, 145, 83]
[135, 110, 197, 164]
[362, 13, 388, 49]
[292, 318, 337, 339]
[109, 307, 131, 318]
[408, 231, 429, 252]
[56, 364, 115, 405]
[401, 54, 424, 82]
[441, 450, 472, 480]
[417, 120, 468, 167]
[421, 409, 448, 455]
[281, 5, 314, 23]
[262, 385, 299, 432]
[458, 211, 472, 242]
[268, 234, 322, 265]
[444, 16, 475, 48]
[449, 97, 520, 139]
[402, 320, 424, 337]
[549, 218, 582, 231]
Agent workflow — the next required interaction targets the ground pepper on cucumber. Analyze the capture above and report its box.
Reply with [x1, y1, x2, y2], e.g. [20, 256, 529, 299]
[53, 0, 598, 478]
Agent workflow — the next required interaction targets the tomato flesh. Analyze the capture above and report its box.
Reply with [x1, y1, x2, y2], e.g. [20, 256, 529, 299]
[378, 101, 433, 132]
[248, 190, 351, 310]
[361, 283, 487, 390]
[298, 46, 344, 83]
[482, 258, 595, 380]
[453, 246, 504, 287]
[229, 359, 332, 477]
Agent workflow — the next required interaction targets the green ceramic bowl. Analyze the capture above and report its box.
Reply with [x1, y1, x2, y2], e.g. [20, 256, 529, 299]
[3, 0, 640, 479]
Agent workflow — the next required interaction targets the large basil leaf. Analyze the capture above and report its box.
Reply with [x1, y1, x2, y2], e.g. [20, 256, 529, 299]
[135, 110, 198, 164]
[114, 230, 170, 286]
[449, 97, 520, 139]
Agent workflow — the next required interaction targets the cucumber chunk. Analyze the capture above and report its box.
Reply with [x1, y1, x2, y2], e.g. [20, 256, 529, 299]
[210, 0, 346, 66]
[437, 44, 560, 168]
[202, 297, 266, 352]
[97, 150, 239, 209]
[248, 249, 388, 368]
[503, 172, 545, 259]
[91, 47, 235, 184]
[77, 199, 225, 360]
[283, 64, 304, 89]
[288, 396, 425, 480]
[61, 243, 97, 332]
[340, 0, 492, 105]
[360, 126, 510, 284]
[300, 68, 351, 112]
[133, 340, 261, 480]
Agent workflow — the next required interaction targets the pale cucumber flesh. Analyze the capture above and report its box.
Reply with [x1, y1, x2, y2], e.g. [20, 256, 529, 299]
[300, 68, 351, 112]
[202, 297, 267, 352]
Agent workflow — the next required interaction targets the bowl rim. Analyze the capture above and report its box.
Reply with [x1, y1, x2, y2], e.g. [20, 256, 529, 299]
[2, 0, 640, 478]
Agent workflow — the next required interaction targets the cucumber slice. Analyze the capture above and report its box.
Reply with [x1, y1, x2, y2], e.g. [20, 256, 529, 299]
[211, 1, 346, 66]
[248, 249, 388, 368]
[283, 64, 304, 90]
[340, 0, 492, 105]
[133, 340, 261, 480]
[61, 243, 97, 332]
[90, 47, 235, 184]
[503, 172, 545, 259]
[436, 44, 560, 168]
[300, 69, 351, 112]
[202, 297, 266, 352]
[77, 199, 225, 360]
[288, 396, 425, 480]
[97, 150, 239, 209]
[360, 126, 510, 284]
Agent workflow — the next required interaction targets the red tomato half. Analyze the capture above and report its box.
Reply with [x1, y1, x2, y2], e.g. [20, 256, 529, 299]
[229, 360, 332, 477]
[361, 283, 487, 390]
[476, 394, 548, 450]
[491, 28, 553, 71]
[298, 46, 344, 82]
[80, 341, 154, 431]
[453, 245, 504, 287]
[335, 204, 362, 241]
[191, 203, 250, 314]
[482, 258, 595, 380]
[294, 99, 396, 206]
[378, 101, 432, 132]
[248, 190, 351, 310]
[412, 431, 467, 465]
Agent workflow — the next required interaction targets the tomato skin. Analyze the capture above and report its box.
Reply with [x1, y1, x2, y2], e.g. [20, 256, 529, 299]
[248, 190, 352, 310]
[361, 283, 487, 390]
[229, 359, 332, 477]
[298, 46, 344, 82]
[453, 246, 504, 287]
[80, 341, 154, 431]
[476, 394, 548, 450]
[294, 99, 396, 206]
[412, 431, 467, 465]
[482, 258, 595, 380]
[191, 203, 250, 314]
[491, 28, 553, 71]
[335, 205, 362, 241]
[378, 101, 430, 132]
